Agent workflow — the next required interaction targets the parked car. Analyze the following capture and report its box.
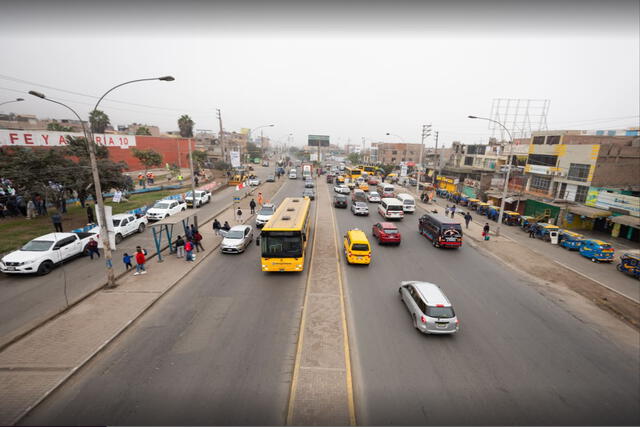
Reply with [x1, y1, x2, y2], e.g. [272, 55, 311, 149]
[221, 225, 254, 254]
[398, 281, 459, 334]
[351, 201, 369, 216]
[372, 222, 401, 245]
[248, 177, 261, 186]
[0, 232, 97, 275]
[367, 191, 381, 203]
[185, 190, 211, 208]
[303, 188, 316, 200]
[579, 239, 615, 263]
[89, 213, 147, 244]
[255, 203, 276, 228]
[334, 184, 350, 194]
[266, 175, 276, 182]
[334, 194, 348, 208]
[146, 199, 187, 221]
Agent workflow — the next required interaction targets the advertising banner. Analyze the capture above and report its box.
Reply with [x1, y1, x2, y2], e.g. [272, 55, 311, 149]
[0, 130, 136, 149]
[230, 150, 241, 168]
[308, 135, 330, 146]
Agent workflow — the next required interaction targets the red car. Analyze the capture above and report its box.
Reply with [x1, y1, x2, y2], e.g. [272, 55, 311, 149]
[368, 177, 379, 185]
[372, 222, 401, 245]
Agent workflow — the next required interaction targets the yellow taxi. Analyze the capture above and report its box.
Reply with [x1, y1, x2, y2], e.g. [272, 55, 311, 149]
[358, 182, 369, 191]
[337, 175, 345, 183]
[343, 229, 371, 265]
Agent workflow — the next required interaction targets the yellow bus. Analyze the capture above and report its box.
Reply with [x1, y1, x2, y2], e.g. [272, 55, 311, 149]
[344, 167, 362, 181]
[357, 165, 378, 175]
[260, 197, 312, 272]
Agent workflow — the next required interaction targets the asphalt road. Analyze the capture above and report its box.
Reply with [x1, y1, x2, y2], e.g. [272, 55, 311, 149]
[331, 191, 640, 425]
[20, 175, 314, 425]
[0, 166, 274, 348]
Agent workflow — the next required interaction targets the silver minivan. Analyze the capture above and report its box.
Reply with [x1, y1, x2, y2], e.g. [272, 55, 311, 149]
[398, 281, 459, 334]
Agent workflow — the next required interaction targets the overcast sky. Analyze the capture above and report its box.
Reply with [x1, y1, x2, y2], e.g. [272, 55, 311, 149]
[1, 0, 638, 148]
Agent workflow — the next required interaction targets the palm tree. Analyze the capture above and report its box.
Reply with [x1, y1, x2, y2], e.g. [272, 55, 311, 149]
[89, 109, 110, 134]
[177, 114, 194, 138]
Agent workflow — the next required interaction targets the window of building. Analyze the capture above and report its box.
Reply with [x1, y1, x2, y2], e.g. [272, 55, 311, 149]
[558, 182, 567, 199]
[530, 176, 552, 192]
[391, 157, 396, 162]
[532, 136, 545, 145]
[401, 158, 405, 161]
[528, 154, 558, 166]
[464, 156, 473, 166]
[575, 185, 589, 203]
[392, 150, 397, 155]
[546, 135, 561, 145]
[567, 163, 590, 182]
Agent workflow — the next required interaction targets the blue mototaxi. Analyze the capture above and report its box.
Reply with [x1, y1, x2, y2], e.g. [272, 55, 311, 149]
[579, 239, 615, 263]
[502, 211, 521, 226]
[459, 196, 469, 206]
[617, 253, 640, 279]
[487, 206, 501, 221]
[468, 199, 480, 210]
[477, 202, 491, 216]
[436, 189, 448, 198]
[558, 230, 584, 250]
[520, 216, 535, 231]
[531, 222, 560, 241]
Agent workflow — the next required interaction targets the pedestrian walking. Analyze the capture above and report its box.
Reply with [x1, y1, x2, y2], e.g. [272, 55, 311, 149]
[87, 204, 95, 224]
[249, 199, 256, 214]
[482, 223, 490, 241]
[185, 225, 193, 241]
[236, 207, 243, 223]
[464, 212, 472, 229]
[123, 253, 133, 270]
[51, 211, 63, 232]
[190, 224, 197, 237]
[445, 205, 450, 216]
[194, 175, 199, 186]
[175, 235, 186, 258]
[529, 226, 536, 239]
[193, 231, 204, 252]
[212, 219, 221, 236]
[26, 199, 36, 219]
[185, 239, 194, 261]
[222, 221, 231, 233]
[451, 205, 456, 219]
[87, 238, 100, 259]
[257, 192, 263, 205]
[134, 247, 147, 275]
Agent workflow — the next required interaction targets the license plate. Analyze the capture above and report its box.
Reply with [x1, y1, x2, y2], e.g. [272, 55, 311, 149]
[357, 257, 362, 260]
[446, 238, 457, 242]
[436, 323, 448, 328]
[6, 267, 16, 271]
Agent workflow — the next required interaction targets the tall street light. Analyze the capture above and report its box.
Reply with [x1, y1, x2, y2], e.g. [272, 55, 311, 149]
[468, 115, 514, 237]
[0, 98, 25, 107]
[418, 124, 432, 193]
[30, 75, 174, 288]
[251, 124, 275, 162]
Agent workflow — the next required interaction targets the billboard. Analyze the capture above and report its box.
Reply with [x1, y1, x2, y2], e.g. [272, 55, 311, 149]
[230, 150, 241, 168]
[308, 135, 330, 147]
[0, 130, 136, 149]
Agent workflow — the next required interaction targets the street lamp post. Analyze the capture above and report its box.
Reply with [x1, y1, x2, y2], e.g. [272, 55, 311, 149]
[417, 124, 432, 193]
[468, 115, 514, 237]
[29, 76, 174, 288]
[0, 98, 24, 107]
[250, 124, 274, 163]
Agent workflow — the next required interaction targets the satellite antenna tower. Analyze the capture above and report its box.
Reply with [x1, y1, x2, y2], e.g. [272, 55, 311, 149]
[488, 98, 550, 141]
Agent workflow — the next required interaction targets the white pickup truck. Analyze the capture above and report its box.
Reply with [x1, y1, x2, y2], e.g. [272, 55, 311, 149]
[146, 199, 187, 221]
[89, 213, 148, 243]
[185, 190, 211, 208]
[0, 232, 97, 275]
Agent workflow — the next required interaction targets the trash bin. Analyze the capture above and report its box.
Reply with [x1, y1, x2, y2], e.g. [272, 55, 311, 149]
[549, 230, 559, 245]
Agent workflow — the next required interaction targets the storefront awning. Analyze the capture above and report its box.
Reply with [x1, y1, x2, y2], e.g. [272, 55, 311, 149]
[568, 205, 611, 218]
[609, 215, 640, 229]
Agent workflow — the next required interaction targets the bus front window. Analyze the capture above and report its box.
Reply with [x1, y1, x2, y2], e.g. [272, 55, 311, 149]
[261, 232, 303, 258]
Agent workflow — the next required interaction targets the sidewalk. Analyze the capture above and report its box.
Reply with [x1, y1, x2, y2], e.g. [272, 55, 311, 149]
[0, 179, 285, 425]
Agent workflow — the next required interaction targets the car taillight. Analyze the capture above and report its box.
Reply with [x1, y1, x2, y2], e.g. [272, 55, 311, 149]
[421, 315, 427, 324]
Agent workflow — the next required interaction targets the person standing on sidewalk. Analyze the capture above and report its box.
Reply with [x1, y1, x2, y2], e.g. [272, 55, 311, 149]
[51, 211, 63, 232]
[175, 235, 186, 258]
[212, 219, 221, 236]
[193, 231, 204, 252]
[123, 253, 133, 271]
[529, 226, 536, 239]
[249, 199, 257, 214]
[134, 247, 147, 275]
[87, 204, 95, 224]
[87, 238, 100, 259]
[185, 239, 194, 262]
[236, 207, 243, 224]
[257, 192, 263, 205]
[483, 223, 490, 241]
[26, 199, 36, 219]
[450, 205, 456, 219]
[222, 221, 231, 234]
[464, 212, 472, 229]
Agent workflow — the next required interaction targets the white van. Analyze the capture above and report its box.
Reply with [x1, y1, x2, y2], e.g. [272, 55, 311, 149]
[289, 170, 297, 179]
[378, 198, 404, 220]
[376, 183, 395, 198]
[396, 193, 416, 213]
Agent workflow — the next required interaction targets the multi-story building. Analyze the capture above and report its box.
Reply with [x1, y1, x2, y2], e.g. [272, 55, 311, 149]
[118, 123, 160, 137]
[374, 142, 422, 165]
[0, 113, 88, 133]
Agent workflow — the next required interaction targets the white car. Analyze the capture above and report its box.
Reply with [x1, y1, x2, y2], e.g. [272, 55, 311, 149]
[146, 199, 187, 221]
[289, 171, 297, 179]
[334, 184, 350, 194]
[255, 203, 276, 228]
[221, 225, 254, 254]
[185, 190, 211, 208]
[248, 177, 261, 186]
[89, 213, 147, 243]
[351, 201, 369, 216]
[0, 232, 97, 275]
[367, 191, 381, 203]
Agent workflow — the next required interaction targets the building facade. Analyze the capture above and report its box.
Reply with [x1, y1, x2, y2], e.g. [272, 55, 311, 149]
[374, 142, 422, 165]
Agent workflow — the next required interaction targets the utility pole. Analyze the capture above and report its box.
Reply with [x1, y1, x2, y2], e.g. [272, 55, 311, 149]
[188, 137, 197, 214]
[216, 109, 226, 163]
[418, 124, 432, 194]
[433, 130, 440, 187]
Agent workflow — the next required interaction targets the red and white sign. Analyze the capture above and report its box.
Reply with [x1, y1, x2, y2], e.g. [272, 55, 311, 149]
[0, 130, 137, 149]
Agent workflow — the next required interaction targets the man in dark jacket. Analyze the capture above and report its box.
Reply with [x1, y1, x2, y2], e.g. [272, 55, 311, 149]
[249, 199, 257, 214]
[51, 211, 63, 232]
[87, 205, 95, 224]
[212, 218, 222, 236]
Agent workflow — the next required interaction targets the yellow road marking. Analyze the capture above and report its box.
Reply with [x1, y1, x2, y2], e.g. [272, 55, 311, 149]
[330, 187, 357, 426]
[285, 178, 319, 425]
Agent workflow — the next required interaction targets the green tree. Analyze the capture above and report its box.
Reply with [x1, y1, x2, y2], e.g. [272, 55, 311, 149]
[131, 148, 163, 188]
[191, 150, 208, 170]
[89, 109, 110, 134]
[47, 122, 74, 132]
[213, 160, 231, 171]
[347, 153, 361, 164]
[177, 114, 194, 138]
[135, 126, 152, 135]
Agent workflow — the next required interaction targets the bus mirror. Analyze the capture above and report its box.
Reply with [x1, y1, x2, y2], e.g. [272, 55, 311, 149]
[302, 233, 307, 242]
[256, 236, 260, 246]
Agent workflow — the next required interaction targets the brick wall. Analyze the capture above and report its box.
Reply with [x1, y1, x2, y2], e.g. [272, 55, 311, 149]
[107, 136, 196, 170]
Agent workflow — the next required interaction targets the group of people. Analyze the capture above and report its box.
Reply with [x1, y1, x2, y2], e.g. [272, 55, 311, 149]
[212, 219, 231, 235]
[138, 172, 155, 187]
[122, 246, 148, 275]
[173, 224, 205, 262]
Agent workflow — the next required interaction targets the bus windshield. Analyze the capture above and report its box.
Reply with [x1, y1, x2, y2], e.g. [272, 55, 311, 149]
[261, 231, 303, 258]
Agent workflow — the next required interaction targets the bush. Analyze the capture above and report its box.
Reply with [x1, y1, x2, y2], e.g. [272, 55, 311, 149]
[213, 160, 231, 171]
